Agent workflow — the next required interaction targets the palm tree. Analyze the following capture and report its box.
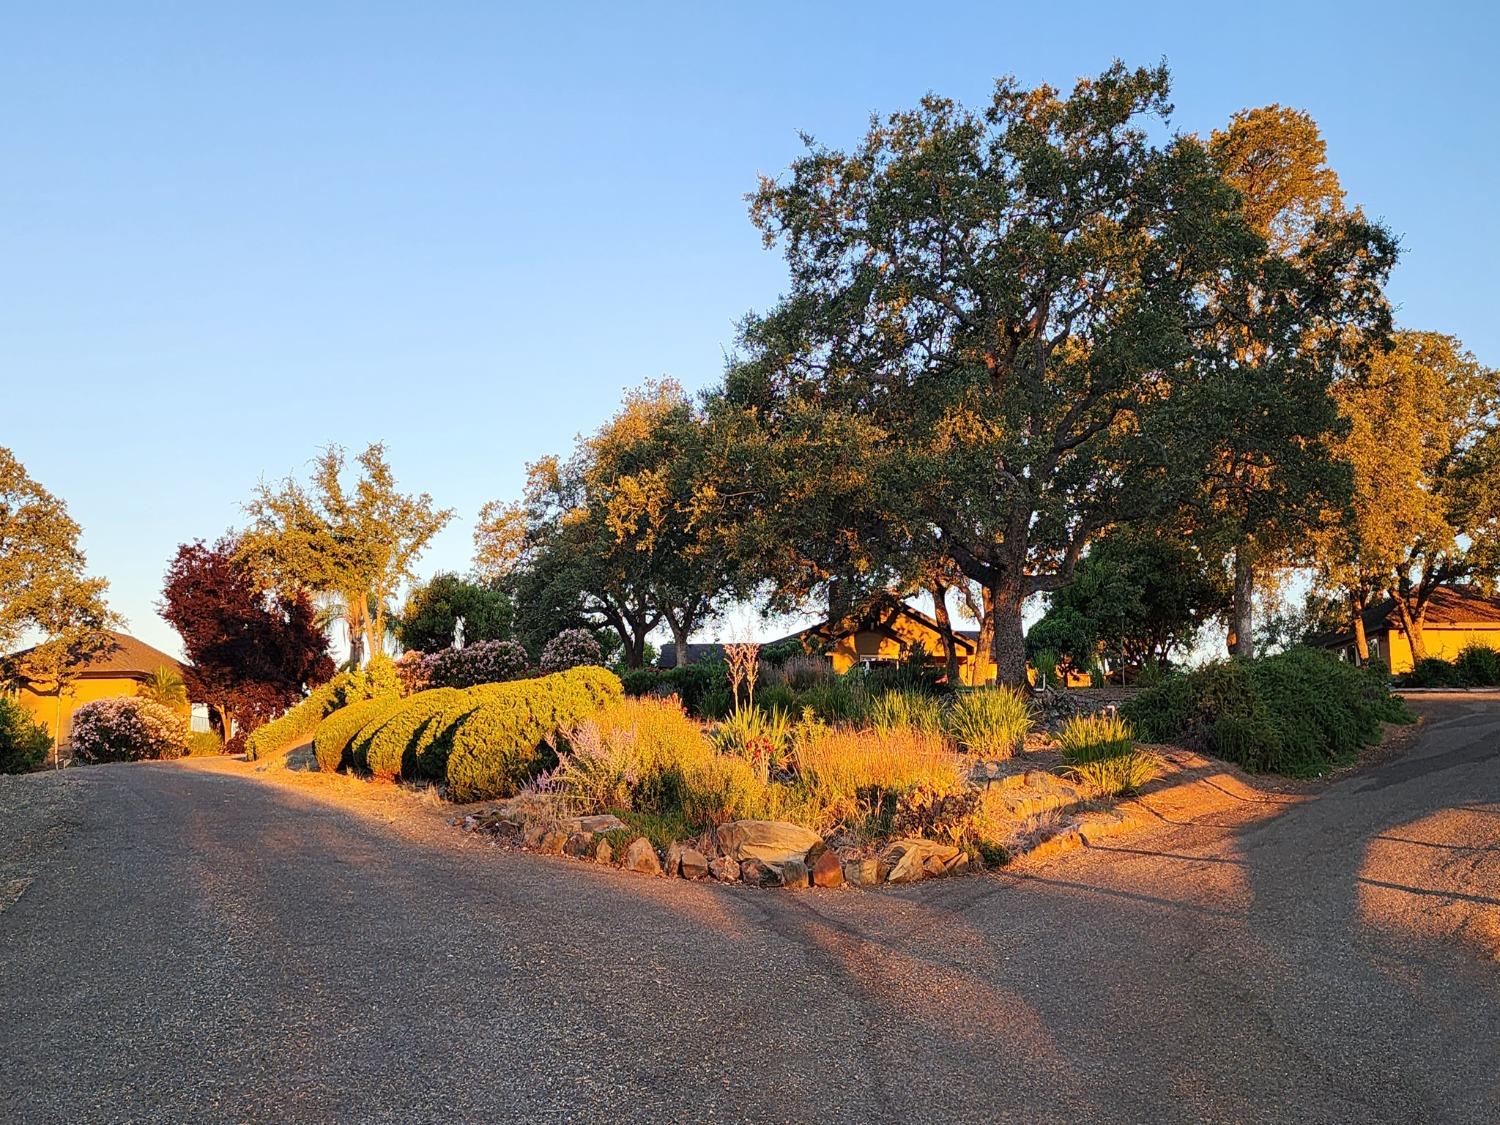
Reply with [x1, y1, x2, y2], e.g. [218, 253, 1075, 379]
[138, 666, 188, 707]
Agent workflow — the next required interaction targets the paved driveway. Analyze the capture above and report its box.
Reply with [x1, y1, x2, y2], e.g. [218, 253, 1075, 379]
[3, 694, 1497, 1123]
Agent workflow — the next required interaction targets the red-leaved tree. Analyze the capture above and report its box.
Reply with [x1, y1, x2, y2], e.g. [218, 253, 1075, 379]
[159, 536, 334, 741]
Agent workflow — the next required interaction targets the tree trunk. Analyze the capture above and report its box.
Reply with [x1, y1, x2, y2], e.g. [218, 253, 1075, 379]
[1393, 597, 1427, 662]
[1227, 549, 1255, 658]
[928, 582, 959, 684]
[971, 586, 995, 686]
[988, 578, 1028, 689]
[669, 618, 691, 668]
[1349, 589, 1369, 665]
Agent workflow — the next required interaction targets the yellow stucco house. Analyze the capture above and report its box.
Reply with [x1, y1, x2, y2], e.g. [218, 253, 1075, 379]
[1313, 586, 1500, 673]
[6, 631, 187, 744]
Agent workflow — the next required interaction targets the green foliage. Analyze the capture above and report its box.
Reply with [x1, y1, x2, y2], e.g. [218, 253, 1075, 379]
[946, 688, 1032, 758]
[0, 695, 51, 774]
[618, 659, 728, 716]
[311, 695, 400, 773]
[1057, 714, 1138, 763]
[868, 689, 945, 736]
[396, 572, 513, 654]
[445, 666, 624, 801]
[1402, 644, 1500, 688]
[362, 687, 471, 780]
[138, 666, 188, 707]
[711, 705, 794, 767]
[244, 666, 391, 761]
[185, 731, 223, 757]
[1122, 648, 1414, 776]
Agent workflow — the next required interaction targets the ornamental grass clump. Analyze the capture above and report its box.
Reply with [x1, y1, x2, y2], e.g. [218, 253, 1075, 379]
[791, 726, 967, 810]
[868, 688, 946, 737]
[70, 697, 188, 763]
[1056, 714, 1159, 798]
[946, 687, 1032, 758]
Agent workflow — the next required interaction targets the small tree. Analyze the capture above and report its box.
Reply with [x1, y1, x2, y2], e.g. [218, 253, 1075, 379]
[160, 536, 335, 738]
[397, 573, 514, 654]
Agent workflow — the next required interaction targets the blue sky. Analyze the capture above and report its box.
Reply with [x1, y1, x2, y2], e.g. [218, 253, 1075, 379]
[3, 1, 1496, 657]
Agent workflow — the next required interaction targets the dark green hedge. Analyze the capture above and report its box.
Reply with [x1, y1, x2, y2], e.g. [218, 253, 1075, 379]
[1121, 648, 1413, 776]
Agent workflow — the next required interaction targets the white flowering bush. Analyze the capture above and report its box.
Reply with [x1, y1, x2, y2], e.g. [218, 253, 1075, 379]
[426, 639, 531, 689]
[540, 629, 603, 674]
[70, 697, 189, 763]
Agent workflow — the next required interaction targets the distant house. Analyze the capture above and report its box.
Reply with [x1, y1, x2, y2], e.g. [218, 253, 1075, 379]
[761, 595, 988, 682]
[1308, 586, 1500, 673]
[657, 642, 728, 669]
[5, 630, 187, 744]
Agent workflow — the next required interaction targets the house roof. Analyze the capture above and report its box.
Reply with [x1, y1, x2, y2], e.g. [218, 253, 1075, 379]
[1308, 586, 1500, 649]
[657, 642, 726, 669]
[8, 630, 184, 680]
[776, 595, 978, 653]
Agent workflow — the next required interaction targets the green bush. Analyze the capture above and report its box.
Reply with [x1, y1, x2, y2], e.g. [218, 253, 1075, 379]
[0, 696, 51, 774]
[404, 692, 485, 780]
[362, 687, 472, 780]
[1453, 642, 1500, 687]
[312, 695, 403, 773]
[244, 667, 391, 761]
[1404, 657, 1460, 688]
[619, 660, 730, 716]
[185, 731, 223, 757]
[445, 666, 624, 801]
[1121, 648, 1413, 776]
[946, 687, 1032, 758]
[1056, 714, 1158, 797]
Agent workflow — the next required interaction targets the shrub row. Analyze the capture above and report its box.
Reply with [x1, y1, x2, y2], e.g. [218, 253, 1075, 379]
[363, 687, 471, 780]
[1121, 648, 1412, 776]
[313, 695, 403, 774]
[244, 663, 397, 761]
[1402, 642, 1500, 688]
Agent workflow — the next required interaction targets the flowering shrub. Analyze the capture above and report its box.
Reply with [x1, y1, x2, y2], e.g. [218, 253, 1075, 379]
[70, 697, 188, 763]
[425, 640, 530, 689]
[540, 629, 602, 673]
[393, 650, 433, 695]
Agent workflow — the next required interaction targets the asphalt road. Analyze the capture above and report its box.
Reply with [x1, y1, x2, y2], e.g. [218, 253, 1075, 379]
[3, 694, 1498, 1124]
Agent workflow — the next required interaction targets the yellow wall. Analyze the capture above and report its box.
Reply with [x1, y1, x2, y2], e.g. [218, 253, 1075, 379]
[1380, 625, 1500, 675]
[12, 676, 184, 744]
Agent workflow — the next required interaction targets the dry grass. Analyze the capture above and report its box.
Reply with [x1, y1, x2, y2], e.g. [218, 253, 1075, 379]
[791, 725, 967, 806]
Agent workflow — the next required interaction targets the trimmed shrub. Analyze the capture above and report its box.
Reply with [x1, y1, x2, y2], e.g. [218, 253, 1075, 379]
[1405, 657, 1460, 688]
[425, 640, 530, 690]
[244, 666, 391, 761]
[1, 696, 51, 774]
[70, 697, 188, 763]
[362, 687, 472, 780]
[405, 693, 484, 780]
[1121, 648, 1413, 776]
[185, 731, 223, 757]
[540, 628, 604, 673]
[313, 695, 403, 774]
[446, 666, 624, 801]
[946, 687, 1032, 758]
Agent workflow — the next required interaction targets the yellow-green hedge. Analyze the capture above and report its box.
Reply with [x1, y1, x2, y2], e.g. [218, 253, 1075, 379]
[244, 666, 395, 761]
[362, 687, 471, 781]
[446, 666, 623, 801]
[406, 693, 485, 780]
[313, 695, 402, 774]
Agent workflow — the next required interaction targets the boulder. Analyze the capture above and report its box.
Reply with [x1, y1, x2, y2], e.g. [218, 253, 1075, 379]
[537, 830, 568, 856]
[708, 855, 741, 882]
[715, 820, 822, 866]
[521, 822, 549, 849]
[595, 839, 613, 865]
[811, 849, 845, 888]
[776, 859, 810, 888]
[664, 841, 685, 878]
[881, 839, 962, 884]
[622, 837, 663, 876]
[738, 857, 777, 887]
[564, 832, 595, 857]
[842, 858, 881, 887]
[680, 848, 710, 880]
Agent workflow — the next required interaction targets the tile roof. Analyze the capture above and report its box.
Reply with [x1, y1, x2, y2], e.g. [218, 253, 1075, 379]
[9, 630, 184, 679]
